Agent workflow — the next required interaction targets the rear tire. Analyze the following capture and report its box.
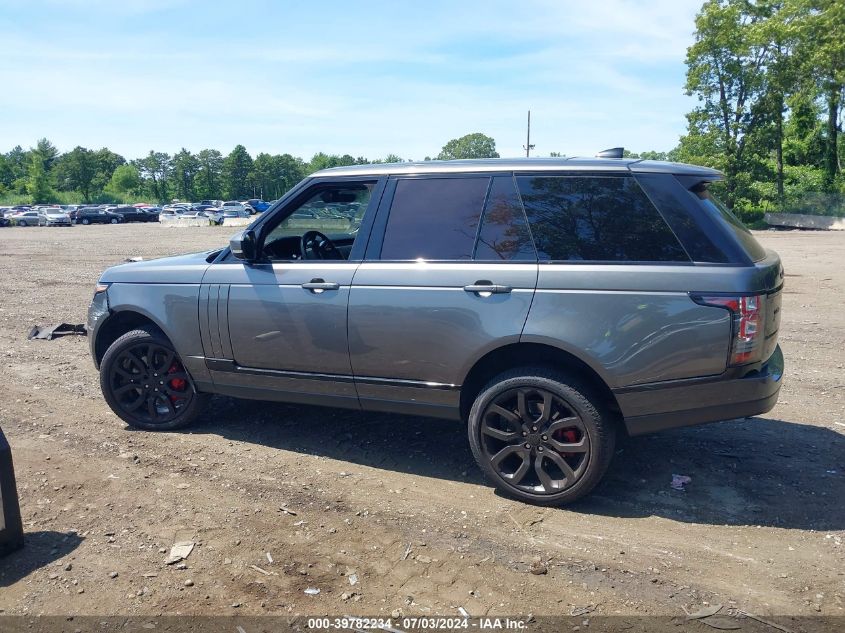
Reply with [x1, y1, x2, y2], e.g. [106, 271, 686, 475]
[467, 367, 616, 506]
[110, 218, 118, 224]
[82, 218, 90, 225]
[100, 326, 209, 431]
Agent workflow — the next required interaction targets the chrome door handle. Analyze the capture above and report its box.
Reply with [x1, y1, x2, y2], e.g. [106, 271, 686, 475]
[301, 279, 340, 292]
[463, 282, 512, 295]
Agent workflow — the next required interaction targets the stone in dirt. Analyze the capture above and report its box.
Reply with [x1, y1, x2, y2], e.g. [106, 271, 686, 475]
[165, 541, 195, 565]
[529, 557, 548, 575]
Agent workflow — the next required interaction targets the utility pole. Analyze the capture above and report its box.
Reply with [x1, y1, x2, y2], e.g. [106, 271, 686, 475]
[523, 110, 535, 157]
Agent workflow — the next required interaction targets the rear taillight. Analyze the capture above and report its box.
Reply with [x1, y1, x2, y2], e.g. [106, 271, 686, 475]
[694, 294, 764, 366]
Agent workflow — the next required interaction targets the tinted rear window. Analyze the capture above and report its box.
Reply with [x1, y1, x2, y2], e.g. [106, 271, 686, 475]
[516, 175, 690, 262]
[380, 177, 489, 260]
[693, 187, 767, 262]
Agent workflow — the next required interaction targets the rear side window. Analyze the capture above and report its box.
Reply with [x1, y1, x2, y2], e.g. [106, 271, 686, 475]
[516, 176, 690, 262]
[693, 187, 767, 262]
[380, 177, 489, 260]
[474, 176, 536, 261]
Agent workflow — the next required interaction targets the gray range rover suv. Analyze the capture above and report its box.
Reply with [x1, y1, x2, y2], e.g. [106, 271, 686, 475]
[88, 156, 784, 505]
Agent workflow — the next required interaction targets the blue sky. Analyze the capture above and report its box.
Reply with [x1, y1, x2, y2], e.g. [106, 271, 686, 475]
[1, 0, 703, 160]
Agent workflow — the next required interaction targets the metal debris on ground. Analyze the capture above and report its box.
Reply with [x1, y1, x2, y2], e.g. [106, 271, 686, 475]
[401, 542, 412, 560]
[304, 587, 320, 596]
[348, 573, 358, 586]
[569, 604, 596, 617]
[735, 610, 797, 633]
[685, 604, 723, 620]
[699, 617, 742, 630]
[266, 552, 273, 563]
[27, 323, 87, 341]
[683, 604, 742, 630]
[279, 506, 297, 516]
[165, 541, 195, 565]
[670, 474, 692, 490]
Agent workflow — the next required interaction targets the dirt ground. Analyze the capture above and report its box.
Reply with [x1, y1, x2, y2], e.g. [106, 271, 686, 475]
[0, 224, 842, 623]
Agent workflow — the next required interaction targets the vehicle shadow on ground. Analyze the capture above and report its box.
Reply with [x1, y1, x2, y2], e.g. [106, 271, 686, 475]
[578, 415, 845, 531]
[0, 530, 83, 587]
[192, 398, 845, 531]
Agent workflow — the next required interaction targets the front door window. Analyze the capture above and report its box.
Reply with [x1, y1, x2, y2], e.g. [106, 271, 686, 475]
[261, 184, 374, 261]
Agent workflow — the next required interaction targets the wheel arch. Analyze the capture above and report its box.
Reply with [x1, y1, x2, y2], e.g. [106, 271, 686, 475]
[459, 342, 621, 426]
[93, 309, 167, 366]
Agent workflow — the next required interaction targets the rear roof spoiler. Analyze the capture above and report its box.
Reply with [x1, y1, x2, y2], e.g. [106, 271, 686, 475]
[596, 147, 624, 159]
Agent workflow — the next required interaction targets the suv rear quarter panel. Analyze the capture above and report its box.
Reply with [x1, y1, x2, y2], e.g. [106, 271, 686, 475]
[523, 264, 745, 388]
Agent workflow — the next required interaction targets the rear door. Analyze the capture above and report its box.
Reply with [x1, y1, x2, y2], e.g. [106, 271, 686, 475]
[348, 174, 538, 418]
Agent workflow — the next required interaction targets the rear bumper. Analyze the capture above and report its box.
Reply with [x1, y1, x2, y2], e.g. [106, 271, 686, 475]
[617, 345, 783, 436]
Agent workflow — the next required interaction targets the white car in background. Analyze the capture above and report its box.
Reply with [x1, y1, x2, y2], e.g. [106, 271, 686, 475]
[221, 201, 251, 216]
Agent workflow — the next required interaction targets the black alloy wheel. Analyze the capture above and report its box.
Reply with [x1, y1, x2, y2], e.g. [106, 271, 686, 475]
[468, 368, 615, 505]
[100, 327, 208, 430]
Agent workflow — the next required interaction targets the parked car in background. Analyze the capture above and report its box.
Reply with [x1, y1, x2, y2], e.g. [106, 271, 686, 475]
[207, 206, 250, 223]
[143, 207, 161, 222]
[38, 207, 72, 226]
[111, 206, 156, 223]
[200, 200, 223, 207]
[87, 154, 785, 506]
[76, 207, 123, 225]
[191, 204, 217, 214]
[245, 199, 271, 213]
[221, 202, 250, 215]
[0, 215, 10, 227]
[11, 210, 40, 226]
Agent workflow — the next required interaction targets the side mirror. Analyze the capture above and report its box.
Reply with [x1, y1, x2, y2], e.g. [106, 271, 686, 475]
[230, 229, 258, 261]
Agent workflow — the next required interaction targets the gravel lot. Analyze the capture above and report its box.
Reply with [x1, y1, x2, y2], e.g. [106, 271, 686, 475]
[0, 225, 842, 622]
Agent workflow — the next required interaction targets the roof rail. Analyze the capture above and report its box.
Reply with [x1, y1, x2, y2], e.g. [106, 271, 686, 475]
[596, 147, 624, 159]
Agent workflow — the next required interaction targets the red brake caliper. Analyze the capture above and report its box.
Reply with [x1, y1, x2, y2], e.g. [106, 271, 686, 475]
[553, 428, 579, 458]
[167, 362, 187, 402]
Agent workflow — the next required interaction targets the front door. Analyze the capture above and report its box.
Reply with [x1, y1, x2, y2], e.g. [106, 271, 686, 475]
[202, 179, 382, 408]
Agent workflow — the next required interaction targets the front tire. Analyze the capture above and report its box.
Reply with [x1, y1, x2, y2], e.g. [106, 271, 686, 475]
[468, 368, 616, 506]
[100, 326, 209, 431]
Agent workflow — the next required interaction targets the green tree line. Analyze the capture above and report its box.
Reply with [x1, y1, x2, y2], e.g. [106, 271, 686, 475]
[0, 133, 499, 206]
